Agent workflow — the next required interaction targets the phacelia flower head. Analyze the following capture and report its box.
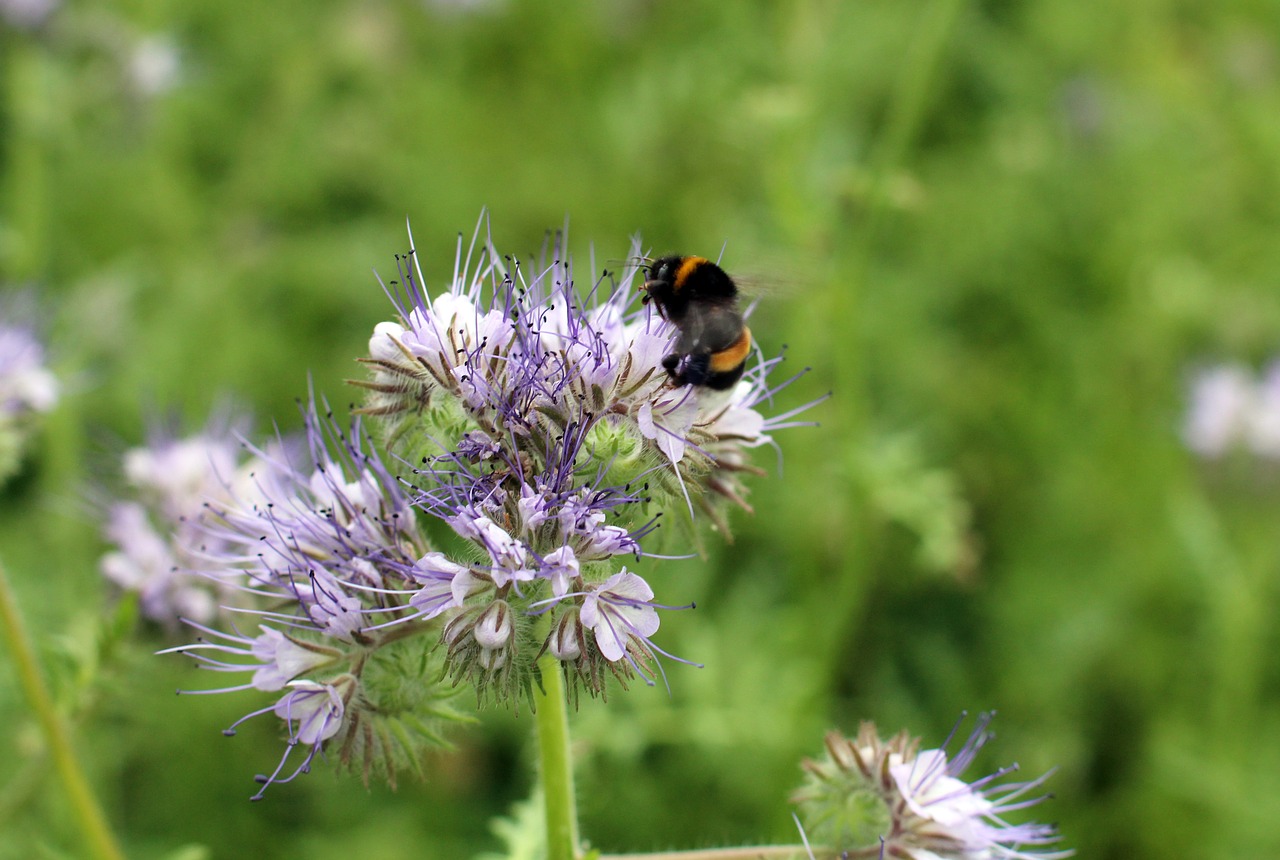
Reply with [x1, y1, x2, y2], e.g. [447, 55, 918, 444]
[359, 217, 819, 521]
[196, 402, 428, 635]
[0, 294, 59, 485]
[161, 401, 466, 797]
[793, 714, 1071, 859]
[353, 216, 821, 700]
[159, 215, 822, 796]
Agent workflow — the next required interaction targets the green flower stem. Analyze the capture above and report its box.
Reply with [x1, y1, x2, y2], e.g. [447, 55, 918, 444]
[597, 847, 837, 859]
[533, 652, 579, 860]
[0, 559, 126, 860]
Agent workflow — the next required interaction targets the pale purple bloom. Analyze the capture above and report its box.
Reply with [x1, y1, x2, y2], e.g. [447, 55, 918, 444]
[1184, 364, 1252, 457]
[162, 615, 362, 800]
[580, 571, 661, 663]
[367, 221, 808, 493]
[0, 0, 57, 29]
[244, 676, 354, 801]
[1245, 361, 1280, 458]
[448, 509, 535, 587]
[194, 405, 426, 640]
[541, 545, 580, 597]
[635, 392, 699, 464]
[154, 405, 446, 796]
[891, 748, 1000, 841]
[1183, 360, 1280, 461]
[274, 680, 347, 745]
[555, 492, 641, 561]
[516, 482, 553, 533]
[159, 623, 340, 693]
[251, 628, 341, 690]
[99, 411, 263, 626]
[122, 427, 243, 516]
[101, 502, 214, 623]
[358, 219, 820, 694]
[457, 429, 501, 461]
[303, 572, 368, 643]
[407, 551, 472, 619]
[0, 298, 58, 425]
[574, 522, 637, 560]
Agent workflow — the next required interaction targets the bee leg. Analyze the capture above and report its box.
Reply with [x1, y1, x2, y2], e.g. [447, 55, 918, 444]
[661, 353, 682, 381]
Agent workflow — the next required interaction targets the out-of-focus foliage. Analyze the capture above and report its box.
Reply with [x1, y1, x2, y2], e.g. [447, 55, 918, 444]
[3, 0, 1280, 858]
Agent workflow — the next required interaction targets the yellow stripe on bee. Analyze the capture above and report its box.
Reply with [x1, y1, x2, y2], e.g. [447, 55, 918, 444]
[672, 256, 708, 292]
[710, 327, 751, 373]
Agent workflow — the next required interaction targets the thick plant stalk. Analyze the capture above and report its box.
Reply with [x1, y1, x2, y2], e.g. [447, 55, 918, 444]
[534, 653, 579, 860]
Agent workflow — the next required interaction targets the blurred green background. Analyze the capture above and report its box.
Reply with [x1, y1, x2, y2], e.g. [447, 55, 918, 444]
[4, 0, 1280, 857]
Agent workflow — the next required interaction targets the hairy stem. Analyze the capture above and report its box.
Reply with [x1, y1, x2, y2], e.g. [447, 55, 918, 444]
[534, 653, 579, 860]
[597, 847, 846, 859]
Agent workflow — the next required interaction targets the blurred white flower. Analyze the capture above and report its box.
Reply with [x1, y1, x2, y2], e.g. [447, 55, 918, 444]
[1246, 362, 1280, 458]
[1184, 361, 1280, 460]
[129, 36, 181, 96]
[0, 0, 57, 30]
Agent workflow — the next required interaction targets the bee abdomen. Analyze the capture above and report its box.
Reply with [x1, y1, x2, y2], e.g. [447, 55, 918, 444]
[709, 327, 751, 374]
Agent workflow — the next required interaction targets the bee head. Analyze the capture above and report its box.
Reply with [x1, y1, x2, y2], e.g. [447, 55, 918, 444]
[639, 255, 684, 306]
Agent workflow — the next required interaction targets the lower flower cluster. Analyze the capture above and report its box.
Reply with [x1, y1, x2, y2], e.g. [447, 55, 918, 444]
[793, 716, 1071, 859]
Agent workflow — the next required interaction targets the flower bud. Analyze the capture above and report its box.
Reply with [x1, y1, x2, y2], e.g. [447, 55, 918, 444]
[582, 419, 648, 490]
[548, 609, 583, 661]
[473, 600, 512, 651]
[477, 646, 507, 670]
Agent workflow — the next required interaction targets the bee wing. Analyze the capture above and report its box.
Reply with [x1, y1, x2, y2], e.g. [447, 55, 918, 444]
[674, 309, 707, 354]
[701, 309, 748, 352]
[715, 248, 810, 312]
[677, 307, 744, 354]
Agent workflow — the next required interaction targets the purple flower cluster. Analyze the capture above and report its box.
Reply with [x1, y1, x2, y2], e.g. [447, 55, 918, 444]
[0, 297, 59, 484]
[360, 225, 809, 519]
[356, 222, 816, 696]
[196, 409, 425, 642]
[111, 218, 818, 797]
[99, 412, 273, 627]
[794, 715, 1071, 859]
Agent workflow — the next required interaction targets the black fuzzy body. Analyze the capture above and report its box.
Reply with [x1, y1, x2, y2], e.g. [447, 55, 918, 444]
[640, 255, 751, 391]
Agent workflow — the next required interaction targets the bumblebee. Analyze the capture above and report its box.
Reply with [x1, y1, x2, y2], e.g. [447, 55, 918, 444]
[639, 255, 752, 391]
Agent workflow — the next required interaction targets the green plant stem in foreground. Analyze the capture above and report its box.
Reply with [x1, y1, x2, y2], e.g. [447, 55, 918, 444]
[597, 847, 838, 859]
[534, 652, 580, 860]
[0, 559, 127, 860]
